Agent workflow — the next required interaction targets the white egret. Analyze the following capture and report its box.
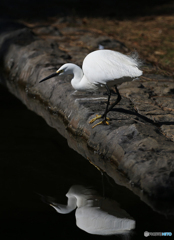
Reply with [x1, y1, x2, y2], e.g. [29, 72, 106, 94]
[42, 185, 135, 236]
[39, 49, 142, 127]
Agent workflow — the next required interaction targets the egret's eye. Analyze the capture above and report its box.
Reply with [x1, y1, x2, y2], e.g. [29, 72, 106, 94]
[56, 69, 64, 74]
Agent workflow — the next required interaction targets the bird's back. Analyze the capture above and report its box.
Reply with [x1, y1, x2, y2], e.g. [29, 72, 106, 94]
[82, 50, 142, 87]
[76, 197, 135, 235]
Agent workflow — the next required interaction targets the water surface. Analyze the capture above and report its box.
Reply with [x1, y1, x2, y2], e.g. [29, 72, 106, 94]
[0, 84, 173, 239]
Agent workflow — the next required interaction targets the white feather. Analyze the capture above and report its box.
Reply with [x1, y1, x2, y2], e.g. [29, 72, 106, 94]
[82, 50, 142, 86]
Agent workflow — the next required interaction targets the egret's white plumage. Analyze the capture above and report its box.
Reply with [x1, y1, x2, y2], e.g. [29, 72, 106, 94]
[39, 49, 142, 127]
[82, 50, 142, 86]
[53, 50, 142, 91]
[44, 185, 135, 236]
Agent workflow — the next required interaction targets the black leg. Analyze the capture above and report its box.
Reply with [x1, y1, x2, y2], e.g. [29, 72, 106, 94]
[106, 85, 121, 114]
[102, 84, 111, 120]
[89, 85, 121, 128]
[101, 172, 105, 198]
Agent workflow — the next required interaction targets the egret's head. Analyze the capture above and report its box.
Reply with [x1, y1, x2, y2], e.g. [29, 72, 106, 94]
[39, 63, 75, 83]
[49, 203, 63, 213]
[56, 63, 75, 75]
[50, 203, 75, 214]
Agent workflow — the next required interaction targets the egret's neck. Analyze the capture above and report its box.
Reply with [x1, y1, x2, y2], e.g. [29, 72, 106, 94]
[51, 197, 77, 214]
[70, 65, 84, 90]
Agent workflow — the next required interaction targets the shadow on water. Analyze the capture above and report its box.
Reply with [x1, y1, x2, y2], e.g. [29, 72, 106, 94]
[0, 83, 174, 239]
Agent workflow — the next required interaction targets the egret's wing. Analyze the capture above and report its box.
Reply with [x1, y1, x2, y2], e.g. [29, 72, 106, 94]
[82, 50, 142, 85]
[76, 198, 135, 235]
[76, 207, 135, 235]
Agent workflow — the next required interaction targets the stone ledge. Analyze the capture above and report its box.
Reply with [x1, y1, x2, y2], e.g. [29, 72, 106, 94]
[0, 20, 174, 216]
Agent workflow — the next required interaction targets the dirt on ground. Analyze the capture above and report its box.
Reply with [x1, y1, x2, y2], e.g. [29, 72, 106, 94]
[48, 15, 174, 77]
[1, 1, 174, 76]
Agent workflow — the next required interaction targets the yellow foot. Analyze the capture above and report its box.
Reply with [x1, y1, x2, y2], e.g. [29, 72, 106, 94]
[92, 120, 110, 128]
[89, 114, 110, 124]
[89, 114, 102, 124]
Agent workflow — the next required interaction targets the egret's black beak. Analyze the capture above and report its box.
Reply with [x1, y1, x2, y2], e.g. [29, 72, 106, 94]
[39, 72, 59, 83]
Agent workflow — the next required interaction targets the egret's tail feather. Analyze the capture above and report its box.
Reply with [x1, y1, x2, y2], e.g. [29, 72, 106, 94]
[128, 51, 143, 68]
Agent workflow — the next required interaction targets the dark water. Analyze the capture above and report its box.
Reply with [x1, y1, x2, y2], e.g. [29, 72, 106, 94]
[0, 84, 173, 240]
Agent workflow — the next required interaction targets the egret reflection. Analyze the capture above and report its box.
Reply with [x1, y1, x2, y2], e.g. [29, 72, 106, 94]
[41, 185, 135, 236]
